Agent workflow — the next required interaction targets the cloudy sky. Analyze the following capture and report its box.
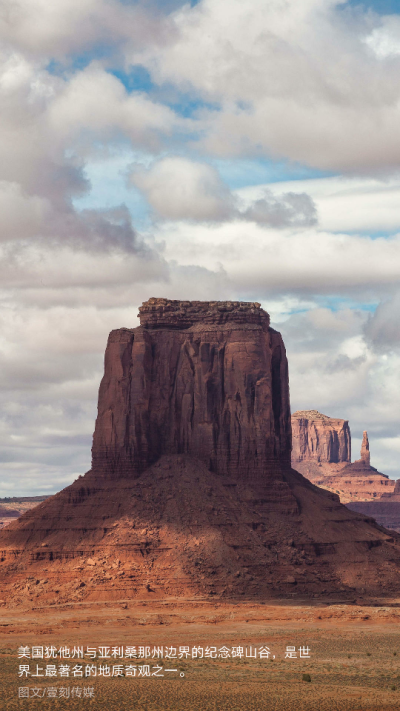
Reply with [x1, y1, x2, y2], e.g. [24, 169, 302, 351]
[1, 0, 400, 496]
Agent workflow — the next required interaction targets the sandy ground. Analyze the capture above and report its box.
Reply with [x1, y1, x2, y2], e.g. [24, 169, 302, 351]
[2, 598, 400, 710]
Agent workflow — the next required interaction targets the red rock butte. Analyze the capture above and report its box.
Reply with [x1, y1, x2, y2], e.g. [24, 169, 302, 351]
[1, 298, 400, 605]
[291, 410, 351, 465]
[291, 411, 396, 504]
[92, 298, 291, 480]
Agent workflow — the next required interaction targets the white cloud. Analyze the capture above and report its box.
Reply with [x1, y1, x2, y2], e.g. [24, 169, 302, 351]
[281, 306, 400, 478]
[156, 220, 400, 296]
[0, 181, 50, 241]
[131, 156, 235, 220]
[0, 233, 398, 493]
[49, 64, 179, 150]
[132, 156, 317, 225]
[0, 243, 234, 495]
[239, 175, 400, 234]
[129, 0, 400, 171]
[0, 52, 184, 251]
[0, 0, 165, 59]
[241, 190, 317, 227]
[365, 16, 400, 59]
[364, 293, 400, 350]
[0, 0, 400, 494]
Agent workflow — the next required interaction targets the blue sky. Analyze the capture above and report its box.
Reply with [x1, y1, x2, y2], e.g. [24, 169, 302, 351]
[346, 0, 400, 12]
[0, 0, 399, 494]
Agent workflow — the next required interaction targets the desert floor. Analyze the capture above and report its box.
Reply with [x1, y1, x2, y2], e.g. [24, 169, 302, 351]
[2, 597, 400, 710]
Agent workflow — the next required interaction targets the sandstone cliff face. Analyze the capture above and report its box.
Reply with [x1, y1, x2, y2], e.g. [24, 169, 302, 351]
[92, 298, 291, 480]
[291, 413, 396, 504]
[291, 410, 351, 464]
[1, 299, 400, 606]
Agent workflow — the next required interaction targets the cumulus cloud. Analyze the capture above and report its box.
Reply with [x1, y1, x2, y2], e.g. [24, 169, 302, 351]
[0, 0, 400, 494]
[241, 191, 317, 227]
[364, 292, 400, 350]
[365, 15, 400, 59]
[0, 232, 399, 494]
[129, 0, 400, 172]
[49, 64, 179, 150]
[131, 156, 235, 221]
[0, 181, 50, 241]
[0, 52, 180, 201]
[0, 187, 148, 252]
[281, 306, 400, 477]
[0, 51, 185, 252]
[238, 175, 400, 234]
[132, 156, 318, 226]
[157, 221, 400, 296]
[0, 0, 169, 59]
[0, 245, 235, 495]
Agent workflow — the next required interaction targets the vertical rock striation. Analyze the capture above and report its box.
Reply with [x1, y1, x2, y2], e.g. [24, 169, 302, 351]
[291, 410, 351, 464]
[92, 298, 291, 480]
[1, 299, 400, 605]
[292, 412, 396, 503]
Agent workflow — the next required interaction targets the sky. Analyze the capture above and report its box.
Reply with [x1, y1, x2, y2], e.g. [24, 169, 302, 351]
[0, 0, 400, 496]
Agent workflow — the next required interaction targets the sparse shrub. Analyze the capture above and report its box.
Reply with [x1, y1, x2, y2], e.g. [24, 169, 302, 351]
[366, 652, 371, 656]
[302, 673, 311, 683]
[394, 652, 397, 656]
[391, 685, 396, 691]
[347, 654, 351, 658]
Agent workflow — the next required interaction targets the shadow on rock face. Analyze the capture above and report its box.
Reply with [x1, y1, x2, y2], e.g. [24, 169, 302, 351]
[1, 299, 400, 606]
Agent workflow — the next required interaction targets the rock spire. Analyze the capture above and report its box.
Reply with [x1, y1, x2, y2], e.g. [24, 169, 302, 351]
[291, 412, 395, 504]
[359, 431, 370, 466]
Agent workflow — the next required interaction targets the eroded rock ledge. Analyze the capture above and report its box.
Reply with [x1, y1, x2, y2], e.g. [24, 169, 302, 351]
[1, 299, 400, 605]
[138, 297, 269, 329]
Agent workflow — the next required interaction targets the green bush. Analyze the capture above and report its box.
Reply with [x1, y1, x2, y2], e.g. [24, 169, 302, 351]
[302, 673, 312, 683]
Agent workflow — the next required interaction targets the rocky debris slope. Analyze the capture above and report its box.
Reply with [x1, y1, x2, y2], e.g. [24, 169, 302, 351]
[292, 412, 395, 503]
[1, 298, 400, 605]
[1, 455, 400, 605]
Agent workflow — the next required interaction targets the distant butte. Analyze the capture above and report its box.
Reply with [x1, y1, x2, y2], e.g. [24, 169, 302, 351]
[291, 411, 396, 503]
[1, 298, 400, 606]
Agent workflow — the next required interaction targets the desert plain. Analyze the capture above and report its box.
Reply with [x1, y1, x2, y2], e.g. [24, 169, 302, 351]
[2, 596, 400, 711]
[2, 300, 400, 711]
